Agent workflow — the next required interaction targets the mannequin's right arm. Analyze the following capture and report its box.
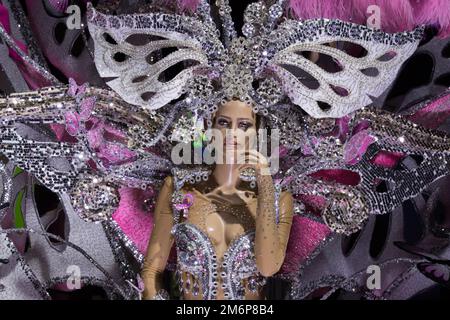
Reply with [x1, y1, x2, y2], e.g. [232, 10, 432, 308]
[141, 176, 175, 299]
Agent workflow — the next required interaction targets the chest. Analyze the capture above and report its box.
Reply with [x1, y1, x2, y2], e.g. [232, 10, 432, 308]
[184, 193, 257, 247]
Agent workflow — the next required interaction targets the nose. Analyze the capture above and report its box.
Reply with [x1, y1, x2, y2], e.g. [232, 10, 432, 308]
[225, 129, 236, 141]
[227, 127, 244, 138]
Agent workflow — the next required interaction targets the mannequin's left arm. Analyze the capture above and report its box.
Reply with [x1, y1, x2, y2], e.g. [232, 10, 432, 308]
[254, 172, 294, 276]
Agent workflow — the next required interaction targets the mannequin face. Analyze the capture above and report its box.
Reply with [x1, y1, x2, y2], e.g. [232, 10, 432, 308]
[212, 100, 257, 163]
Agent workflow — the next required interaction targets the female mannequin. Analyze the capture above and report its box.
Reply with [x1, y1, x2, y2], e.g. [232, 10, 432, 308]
[141, 100, 294, 300]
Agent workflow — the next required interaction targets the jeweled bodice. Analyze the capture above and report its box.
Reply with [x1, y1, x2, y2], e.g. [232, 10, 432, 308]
[171, 222, 266, 300]
[168, 168, 279, 300]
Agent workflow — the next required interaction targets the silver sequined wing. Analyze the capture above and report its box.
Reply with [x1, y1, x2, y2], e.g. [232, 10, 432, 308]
[272, 97, 450, 234]
[0, 88, 84, 194]
[0, 86, 173, 221]
[87, 4, 224, 110]
[264, 19, 423, 118]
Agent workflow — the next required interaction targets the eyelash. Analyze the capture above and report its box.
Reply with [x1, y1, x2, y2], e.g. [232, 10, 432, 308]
[216, 119, 253, 131]
[239, 122, 252, 131]
[217, 119, 229, 127]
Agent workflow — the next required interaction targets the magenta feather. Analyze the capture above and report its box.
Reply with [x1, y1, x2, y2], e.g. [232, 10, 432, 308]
[178, 0, 201, 12]
[411, 0, 450, 37]
[153, 0, 200, 12]
[288, 0, 450, 36]
[288, 0, 416, 33]
[287, 0, 352, 21]
[351, 0, 415, 32]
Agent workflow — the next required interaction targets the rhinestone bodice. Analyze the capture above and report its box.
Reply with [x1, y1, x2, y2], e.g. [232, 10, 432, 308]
[170, 185, 266, 300]
[171, 222, 266, 300]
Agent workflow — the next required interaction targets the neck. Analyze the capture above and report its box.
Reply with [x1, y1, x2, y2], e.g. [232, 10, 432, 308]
[213, 163, 241, 193]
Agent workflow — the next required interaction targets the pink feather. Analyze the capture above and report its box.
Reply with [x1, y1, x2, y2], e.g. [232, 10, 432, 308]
[288, 0, 416, 33]
[288, 0, 450, 36]
[153, 0, 200, 12]
[112, 188, 155, 254]
[178, 0, 201, 12]
[350, 0, 415, 32]
[280, 216, 331, 274]
[411, 0, 450, 37]
[288, 0, 352, 21]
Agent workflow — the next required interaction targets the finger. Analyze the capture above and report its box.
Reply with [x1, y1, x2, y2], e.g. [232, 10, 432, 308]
[244, 155, 260, 164]
[237, 151, 268, 165]
[244, 149, 268, 161]
[245, 152, 268, 165]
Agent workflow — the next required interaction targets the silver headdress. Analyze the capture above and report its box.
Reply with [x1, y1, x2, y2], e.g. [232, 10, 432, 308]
[87, 1, 423, 118]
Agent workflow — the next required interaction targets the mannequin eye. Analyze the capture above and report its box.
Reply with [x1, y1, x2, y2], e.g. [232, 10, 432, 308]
[239, 121, 253, 131]
[216, 118, 229, 127]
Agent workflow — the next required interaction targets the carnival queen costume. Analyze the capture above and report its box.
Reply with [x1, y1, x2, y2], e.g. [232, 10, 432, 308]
[0, 0, 450, 300]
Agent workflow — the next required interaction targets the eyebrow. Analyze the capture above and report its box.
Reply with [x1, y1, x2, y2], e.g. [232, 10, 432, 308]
[237, 118, 254, 122]
[216, 115, 231, 120]
[215, 115, 255, 123]
[216, 116, 253, 121]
